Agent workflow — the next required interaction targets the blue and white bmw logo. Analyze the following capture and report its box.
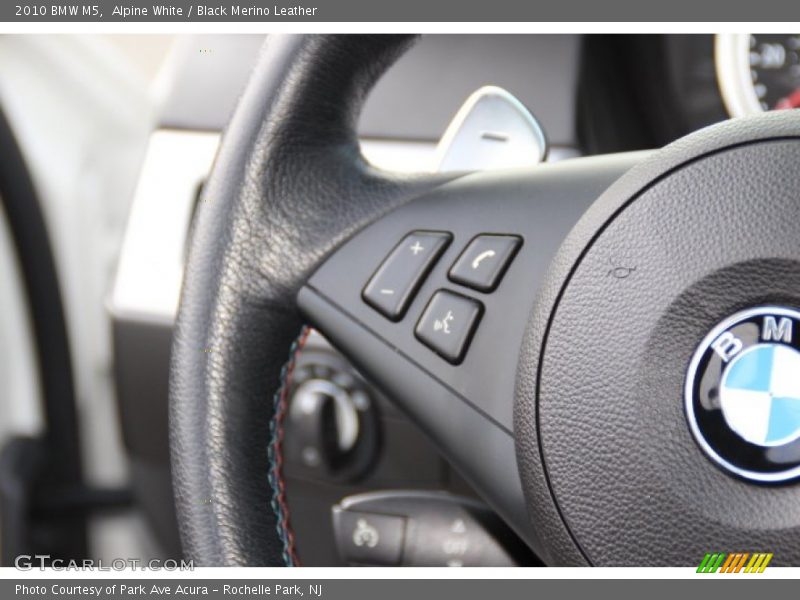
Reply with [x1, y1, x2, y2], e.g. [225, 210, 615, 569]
[686, 306, 800, 483]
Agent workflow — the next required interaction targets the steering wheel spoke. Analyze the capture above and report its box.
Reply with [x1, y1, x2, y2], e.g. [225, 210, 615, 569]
[298, 153, 643, 554]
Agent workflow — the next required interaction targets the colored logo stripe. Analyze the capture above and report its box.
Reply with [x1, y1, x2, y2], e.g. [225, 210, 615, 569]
[720, 553, 749, 573]
[744, 553, 773, 573]
[697, 553, 773, 573]
[697, 553, 726, 573]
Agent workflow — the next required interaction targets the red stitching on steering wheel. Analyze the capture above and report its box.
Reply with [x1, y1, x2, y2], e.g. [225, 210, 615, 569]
[270, 325, 312, 566]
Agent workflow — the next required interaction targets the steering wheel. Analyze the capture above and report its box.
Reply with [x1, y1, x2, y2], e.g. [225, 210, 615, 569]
[170, 34, 800, 566]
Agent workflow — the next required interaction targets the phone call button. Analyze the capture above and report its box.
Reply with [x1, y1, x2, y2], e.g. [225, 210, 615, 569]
[448, 235, 521, 292]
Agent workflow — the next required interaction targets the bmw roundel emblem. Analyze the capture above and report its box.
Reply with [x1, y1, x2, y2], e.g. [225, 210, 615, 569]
[685, 306, 800, 483]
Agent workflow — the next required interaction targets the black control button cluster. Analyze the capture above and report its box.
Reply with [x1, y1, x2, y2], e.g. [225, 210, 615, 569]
[362, 231, 451, 321]
[332, 491, 527, 566]
[363, 231, 521, 363]
[449, 235, 521, 292]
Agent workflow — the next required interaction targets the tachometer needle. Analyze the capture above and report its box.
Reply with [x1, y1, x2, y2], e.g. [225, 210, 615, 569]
[775, 89, 800, 110]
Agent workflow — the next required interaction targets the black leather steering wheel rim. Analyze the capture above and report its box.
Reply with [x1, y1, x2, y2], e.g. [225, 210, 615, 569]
[169, 34, 455, 566]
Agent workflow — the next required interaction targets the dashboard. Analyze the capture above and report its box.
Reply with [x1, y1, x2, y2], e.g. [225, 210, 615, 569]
[107, 34, 800, 566]
[579, 34, 799, 156]
[154, 34, 800, 161]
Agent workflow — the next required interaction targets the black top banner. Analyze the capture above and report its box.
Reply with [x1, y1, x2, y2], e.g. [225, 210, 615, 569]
[3, 0, 800, 22]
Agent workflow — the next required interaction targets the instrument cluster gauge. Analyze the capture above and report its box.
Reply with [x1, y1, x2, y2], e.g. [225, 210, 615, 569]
[716, 34, 800, 117]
